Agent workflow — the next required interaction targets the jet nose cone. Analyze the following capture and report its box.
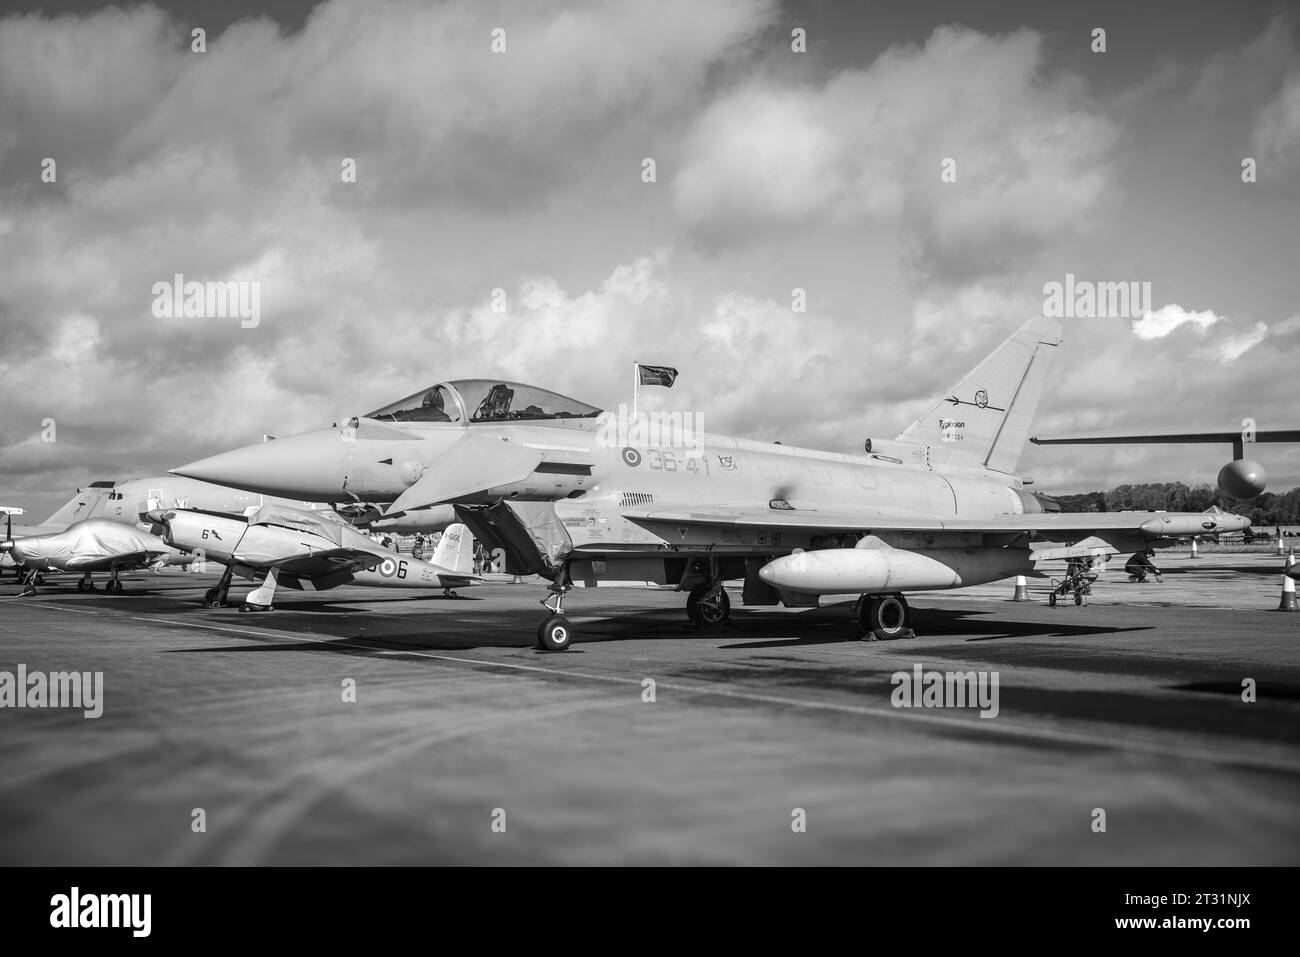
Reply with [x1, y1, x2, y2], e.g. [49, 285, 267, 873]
[173, 430, 348, 500]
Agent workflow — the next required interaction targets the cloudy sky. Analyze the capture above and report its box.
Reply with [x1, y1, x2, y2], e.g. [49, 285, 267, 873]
[2, 0, 1298, 520]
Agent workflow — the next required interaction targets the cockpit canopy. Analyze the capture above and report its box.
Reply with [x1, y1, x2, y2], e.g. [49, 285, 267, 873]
[365, 380, 602, 425]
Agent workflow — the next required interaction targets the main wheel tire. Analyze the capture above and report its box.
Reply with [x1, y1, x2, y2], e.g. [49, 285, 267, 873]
[686, 583, 706, 623]
[204, 587, 225, 608]
[76, 579, 89, 592]
[537, 614, 573, 651]
[687, 583, 730, 627]
[861, 594, 911, 640]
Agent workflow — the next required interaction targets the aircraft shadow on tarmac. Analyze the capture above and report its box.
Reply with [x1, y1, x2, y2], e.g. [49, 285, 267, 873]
[717, 604, 1153, 649]
[157, 597, 1157, 657]
[282, 594, 486, 612]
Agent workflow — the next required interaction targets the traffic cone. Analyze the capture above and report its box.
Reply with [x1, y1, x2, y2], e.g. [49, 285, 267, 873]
[1279, 574, 1298, 612]
[1012, 575, 1029, 601]
[1189, 538, 1198, 559]
[1278, 536, 1285, 555]
[1287, 549, 1296, 569]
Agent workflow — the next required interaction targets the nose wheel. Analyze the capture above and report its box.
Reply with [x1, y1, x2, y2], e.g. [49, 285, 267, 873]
[536, 565, 575, 651]
[537, 614, 573, 651]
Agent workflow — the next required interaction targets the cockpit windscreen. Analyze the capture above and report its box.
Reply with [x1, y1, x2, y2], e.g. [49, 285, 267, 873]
[365, 381, 601, 424]
[450, 380, 602, 423]
[365, 385, 462, 423]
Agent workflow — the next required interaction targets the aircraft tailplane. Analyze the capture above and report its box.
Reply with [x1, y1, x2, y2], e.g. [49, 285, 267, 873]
[896, 316, 1063, 475]
[432, 523, 475, 575]
[42, 483, 115, 528]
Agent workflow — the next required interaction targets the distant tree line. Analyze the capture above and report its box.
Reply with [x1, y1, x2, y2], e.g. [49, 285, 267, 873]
[1049, 482, 1300, 528]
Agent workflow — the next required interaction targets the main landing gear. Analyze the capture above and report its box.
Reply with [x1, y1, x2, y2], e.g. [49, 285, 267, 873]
[687, 580, 731, 627]
[684, 557, 731, 628]
[203, 567, 235, 608]
[76, 573, 96, 593]
[858, 593, 914, 641]
[20, 569, 39, 597]
[536, 564, 573, 651]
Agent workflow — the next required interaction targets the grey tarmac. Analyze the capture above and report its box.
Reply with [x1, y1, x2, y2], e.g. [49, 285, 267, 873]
[0, 551, 1296, 865]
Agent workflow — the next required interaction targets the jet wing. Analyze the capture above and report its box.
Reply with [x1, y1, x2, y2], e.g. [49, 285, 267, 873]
[622, 506, 1245, 539]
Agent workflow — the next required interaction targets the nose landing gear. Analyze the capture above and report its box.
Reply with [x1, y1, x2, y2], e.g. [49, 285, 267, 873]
[536, 565, 573, 651]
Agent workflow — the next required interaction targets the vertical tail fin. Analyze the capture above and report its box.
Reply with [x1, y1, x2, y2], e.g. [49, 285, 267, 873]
[896, 316, 1063, 474]
[432, 523, 476, 575]
[42, 482, 116, 527]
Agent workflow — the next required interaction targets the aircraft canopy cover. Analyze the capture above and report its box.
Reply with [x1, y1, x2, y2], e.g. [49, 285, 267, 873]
[247, 505, 347, 546]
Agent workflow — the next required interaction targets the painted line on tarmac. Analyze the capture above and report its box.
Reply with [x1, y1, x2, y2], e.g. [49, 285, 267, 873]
[106, 612, 1300, 775]
[4, 601, 101, 614]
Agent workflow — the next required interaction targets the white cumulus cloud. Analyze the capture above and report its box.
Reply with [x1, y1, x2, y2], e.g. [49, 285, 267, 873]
[1132, 304, 1222, 340]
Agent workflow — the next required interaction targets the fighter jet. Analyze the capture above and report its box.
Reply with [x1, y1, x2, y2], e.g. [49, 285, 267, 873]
[1, 519, 179, 596]
[173, 317, 1250, 649]
[152, 504, 478, 611]
[1030, 427, 1300, 498]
